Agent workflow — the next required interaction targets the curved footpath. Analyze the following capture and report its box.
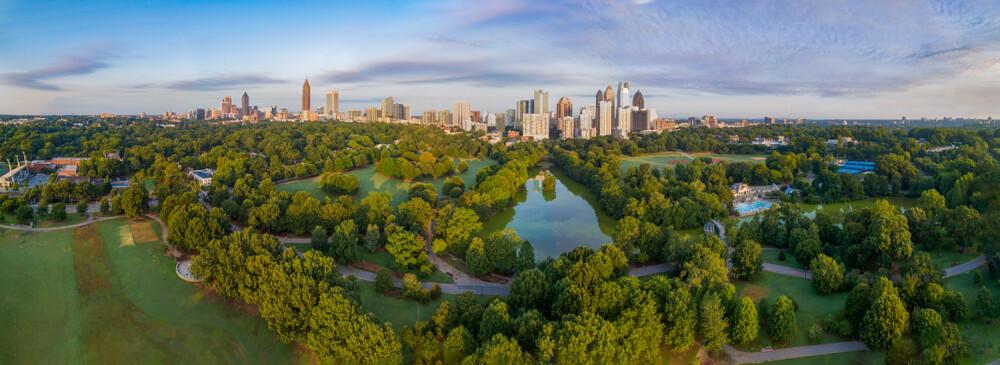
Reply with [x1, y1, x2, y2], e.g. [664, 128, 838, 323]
[0, 214, 123, 232]
[724, 341, 868, 364]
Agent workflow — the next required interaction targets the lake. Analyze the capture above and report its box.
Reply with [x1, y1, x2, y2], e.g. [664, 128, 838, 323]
[482, 168, 617, 260]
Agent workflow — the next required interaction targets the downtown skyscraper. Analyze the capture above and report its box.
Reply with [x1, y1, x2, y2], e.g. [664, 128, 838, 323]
[240, 92, 249, 117]
[326, 90, 339, 116]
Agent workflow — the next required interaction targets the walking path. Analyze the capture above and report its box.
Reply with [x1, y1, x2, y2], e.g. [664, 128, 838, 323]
[724, 341, 868, 364]
[0, 214, 122, 232]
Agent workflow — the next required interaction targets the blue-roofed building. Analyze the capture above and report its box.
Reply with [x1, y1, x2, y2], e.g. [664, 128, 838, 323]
[189, 169, 214, 186]
[836, 160, 876, 175]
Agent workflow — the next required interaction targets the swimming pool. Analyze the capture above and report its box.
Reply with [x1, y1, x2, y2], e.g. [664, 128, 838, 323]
[734, 200, 773, 216]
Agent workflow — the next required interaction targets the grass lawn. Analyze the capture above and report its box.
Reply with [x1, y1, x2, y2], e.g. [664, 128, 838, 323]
[734, 272, 850, 349]
[798, 197, 918, 222]
[762, 248, 806, 269]
[926, 248, 979, 269]
[278, 158, 496, 206]
[619, 151, 766, 172]
[354, 281, 494, 334]
[359, 250, 454, 284]
[944, 270, 1000, 364]
[0, 218, 305, 365]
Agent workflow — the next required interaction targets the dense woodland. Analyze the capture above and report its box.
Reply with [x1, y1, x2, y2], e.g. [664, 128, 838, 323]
[3, 119, 1000, 364]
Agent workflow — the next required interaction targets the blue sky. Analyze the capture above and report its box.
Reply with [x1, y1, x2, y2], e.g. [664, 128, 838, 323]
[2, 0, 1000, 118]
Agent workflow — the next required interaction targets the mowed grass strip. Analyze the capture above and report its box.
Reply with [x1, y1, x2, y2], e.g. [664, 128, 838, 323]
[0, 229, 83, 365]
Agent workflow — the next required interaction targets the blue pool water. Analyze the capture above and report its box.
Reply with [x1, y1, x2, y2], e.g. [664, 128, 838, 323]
[735, 200, 773, 215]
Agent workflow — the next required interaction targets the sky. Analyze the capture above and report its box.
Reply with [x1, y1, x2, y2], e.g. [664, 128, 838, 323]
[1, 0, 1000, 119]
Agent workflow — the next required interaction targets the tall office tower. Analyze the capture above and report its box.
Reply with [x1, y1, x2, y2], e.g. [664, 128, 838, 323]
[516, 100, 531, 126]
[221, 96, 233, 115]
[504, 109, 515, 129]
[522, 113, 549, 140]
[366, 107, 380, 122]
[615, 107, 632, 138]
[579, 105, 595, 131]
[241, 92, 249, 117]
[194, 108, 206, 120]
[453, 101, 470, 126]
[595, 89, 604, 125]
[394, 103, 406, 121]
[471, 111, 481, 123]
[302, 79, 311, 113]
[437, 109, 452, 126]
[422, 110, 436, 125]
[616, 82, 631, 110]
[558, 117, 574, 139]
[487, 112, 498, 128]
[326, 91, 339, 117]
[598, 101, 613, 136]
[603, 85, 614, 102]
[533, 89, 549, 115]
[382, 97, 395, 120]
[556, 96, 573, 119]
[632, 90, 644, 109]
[403, 105, 411, 121]
[631, 108, 649, 132]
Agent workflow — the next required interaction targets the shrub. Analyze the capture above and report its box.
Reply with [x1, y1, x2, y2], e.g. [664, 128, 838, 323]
[403, 273, 430, 302]
[431, 284, 442, 300]
[807, 323, 824, 342]
[375, 268, 394, 294]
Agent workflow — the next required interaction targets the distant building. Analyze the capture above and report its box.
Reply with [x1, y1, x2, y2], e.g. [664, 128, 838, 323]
[522, 113, 549, 141]
[558, 117, 574, 139]
[382, 97, 395, 120]
[302, 79, 312, 120]
[189, 169, 215, 186]
[453, 101, 471, 127]
[326, 90, 339, 117]
[556, 96, 573, 119]
[597, 101, 613, 136]
[241, 92, 249, 117]
[533, 89, 549, 115]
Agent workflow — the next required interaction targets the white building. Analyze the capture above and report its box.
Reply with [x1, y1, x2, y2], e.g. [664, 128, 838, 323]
[522, 113, 549, 141]
[189, 169, 215, 187]
[597, 100, 613, 136]
[614, 107, 632, 138]
[558, 117, 574, 139]
[453, 101, 470, 127]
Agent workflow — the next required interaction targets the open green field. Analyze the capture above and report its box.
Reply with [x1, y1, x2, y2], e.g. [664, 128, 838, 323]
[798, 197, 918, 221]
[278, 158, 496, 205]
[945, 270, 1000, 364]
[762, 248, 806, 269]
[0, 219, 303, 365]
[734, 272, 850, 349]
[1, 210, 89, 228]
[619, 151, 767, 172]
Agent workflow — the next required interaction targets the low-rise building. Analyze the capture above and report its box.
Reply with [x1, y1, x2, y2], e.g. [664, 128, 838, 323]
[190, 169, 215, 186]
[0, 164, 29, 190]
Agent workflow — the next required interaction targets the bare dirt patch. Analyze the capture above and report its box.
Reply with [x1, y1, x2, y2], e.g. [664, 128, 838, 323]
[352, 261, 382, 273]
[129, 221, 159, 243]
[740, 283, 771, 301]
[117, 225, 135, 246]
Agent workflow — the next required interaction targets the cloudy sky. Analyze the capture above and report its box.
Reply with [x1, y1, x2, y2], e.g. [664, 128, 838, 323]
[2, 0, 999, 119]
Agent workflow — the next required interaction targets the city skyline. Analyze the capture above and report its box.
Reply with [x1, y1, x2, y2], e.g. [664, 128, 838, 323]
[2, 0, 1000, 119]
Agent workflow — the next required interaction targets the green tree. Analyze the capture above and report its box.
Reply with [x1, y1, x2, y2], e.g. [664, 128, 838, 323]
[699, 293, 729, 352]
[443, 326, 473, 365]
[119, 183, 148, 218]
[976, 286, 996, 319]
[76, 200, 89, 215]
[50, 203, 67, 222]
[479, 299, 511, 342]
[402, 273, 430, 302]
[330, 219, 360, 263]
[508, 268, 550, 311]
[466, 237, 492, 276]
[731, 296, 759, 345]
[409, 183, 438, 205]
[769, 295, 797, 344]
[730, 239, 763, 280]
[810, 254, 845, 294]
[861, 279, 909, 349]
[397, 198, 433, 234]
[310, 225, 328, 252]
[306, 290, 402, 364]
[437, 207, 482, 255]
[318, 171, 360, 195]
[542, 173, 556, 193]
[386, 229, 428, 269]
[375, 268, 393, 294]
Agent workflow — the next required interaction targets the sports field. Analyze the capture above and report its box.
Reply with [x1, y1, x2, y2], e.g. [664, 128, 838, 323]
[619, 152, 766, 172]
[0, 218, 303, 364]
[278, 158, 496, 205]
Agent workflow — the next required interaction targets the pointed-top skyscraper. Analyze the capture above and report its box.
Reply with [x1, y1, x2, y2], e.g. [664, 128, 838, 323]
[632, 90, 644, 109]
[241, 92, 249, 117]
[302, 79, 311, 112]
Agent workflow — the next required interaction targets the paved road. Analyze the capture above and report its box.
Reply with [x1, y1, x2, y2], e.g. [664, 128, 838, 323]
[628, 263, 671, 277]
[724, 341, 868, 364]
[944, 255, 986, 278]
[762, 263, 812, 279]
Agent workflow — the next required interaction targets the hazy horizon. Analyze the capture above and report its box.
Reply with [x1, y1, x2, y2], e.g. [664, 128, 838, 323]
[2, 0, 999, 119]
